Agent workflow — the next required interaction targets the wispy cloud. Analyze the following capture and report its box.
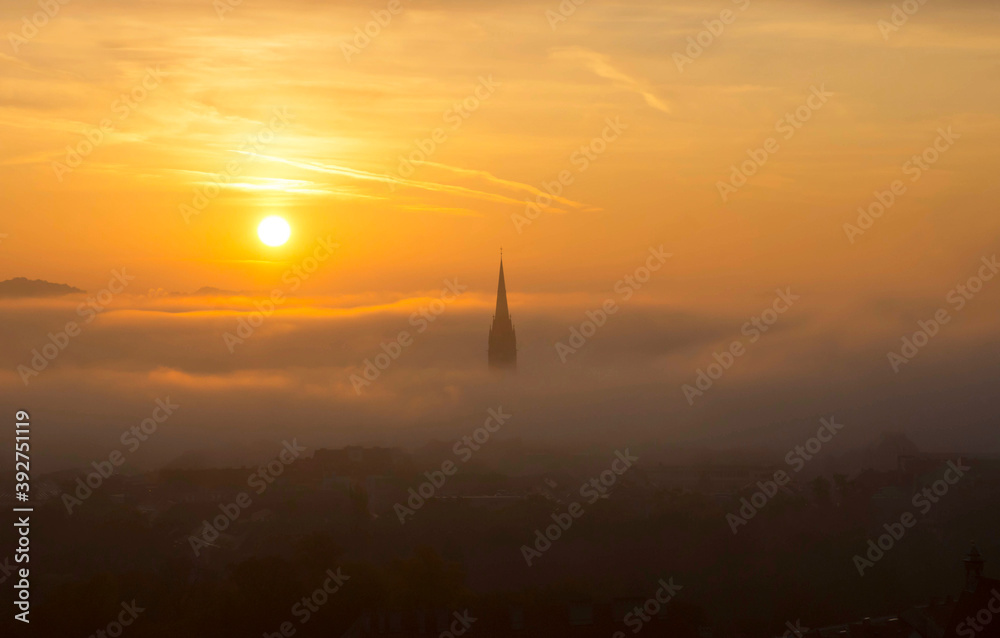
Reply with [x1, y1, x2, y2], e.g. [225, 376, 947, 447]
[416, 161, 594, 210]
[397, 205, 485, 218]
[550, 47, 671, 114]
[186, 174, 381, 198]
[242, 153, 582, 212]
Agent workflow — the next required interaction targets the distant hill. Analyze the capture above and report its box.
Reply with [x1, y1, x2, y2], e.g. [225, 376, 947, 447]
[0, 277, 84, 298]
[190, 286, 241, 296]
[168, 286, 244, 297]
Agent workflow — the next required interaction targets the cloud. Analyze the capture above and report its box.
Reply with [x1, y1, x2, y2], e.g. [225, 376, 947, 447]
[416, 161, 594, 211]
[244, 153, 585, 213]
[4, 281, 1000, 473]
[549, 47, 671, 114]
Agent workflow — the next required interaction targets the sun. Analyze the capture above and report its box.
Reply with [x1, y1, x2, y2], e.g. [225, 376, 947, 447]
[257, 216, 291, 247]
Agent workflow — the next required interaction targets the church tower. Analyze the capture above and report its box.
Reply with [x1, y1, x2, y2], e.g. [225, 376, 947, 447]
[965, 542, 985, 592]
[488, 255, 517, 369]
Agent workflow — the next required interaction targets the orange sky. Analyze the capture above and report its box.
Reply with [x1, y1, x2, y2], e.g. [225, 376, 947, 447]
[2, 0, 999, 468]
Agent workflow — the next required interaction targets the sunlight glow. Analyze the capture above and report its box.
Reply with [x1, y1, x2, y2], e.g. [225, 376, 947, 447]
[257, 215, 291, 247]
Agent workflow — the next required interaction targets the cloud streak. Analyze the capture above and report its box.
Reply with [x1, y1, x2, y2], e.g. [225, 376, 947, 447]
[242, 153, 590, 213]
[550, 47, 672, 114]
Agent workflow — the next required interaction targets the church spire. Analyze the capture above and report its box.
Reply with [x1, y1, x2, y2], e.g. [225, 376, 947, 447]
[488, 254, 517, 370]
[495, 255, 510, 320]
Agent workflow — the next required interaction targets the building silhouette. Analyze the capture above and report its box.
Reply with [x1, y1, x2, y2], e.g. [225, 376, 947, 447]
[488, 255, 517, 369]
[943, 543, 1000, 638]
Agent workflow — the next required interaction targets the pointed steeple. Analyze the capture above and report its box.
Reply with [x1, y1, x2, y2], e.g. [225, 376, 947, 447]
[488, 254, 517, 370]
[495, 257, 510, 321]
